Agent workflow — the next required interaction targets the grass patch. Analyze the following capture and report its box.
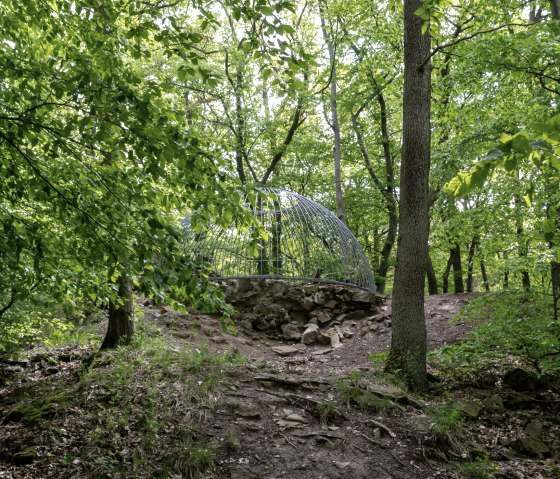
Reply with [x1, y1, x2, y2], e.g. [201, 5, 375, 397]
[448, 455, 499, 479]
[59, 325, 244, 477]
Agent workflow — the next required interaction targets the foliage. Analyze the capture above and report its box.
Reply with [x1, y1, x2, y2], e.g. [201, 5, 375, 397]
[65, 325, 242, 477]
[431, 292, 560, 376]
[448, 455, 499, 479]
[422, 401, 464, 440]
[336, 370, 397, 412]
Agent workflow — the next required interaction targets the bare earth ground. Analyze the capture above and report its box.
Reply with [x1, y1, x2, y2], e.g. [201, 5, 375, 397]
[1, 293, 558, 479]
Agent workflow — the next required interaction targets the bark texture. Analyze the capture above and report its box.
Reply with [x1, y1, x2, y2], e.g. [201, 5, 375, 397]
[426, 254, 438, 295]
[319, 3, 346, 223]
[101, 276, 135, 350]
[385, 0, 430, 391]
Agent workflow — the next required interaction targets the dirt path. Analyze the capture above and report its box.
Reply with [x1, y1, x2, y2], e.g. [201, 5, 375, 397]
[3, 292, 556, 479]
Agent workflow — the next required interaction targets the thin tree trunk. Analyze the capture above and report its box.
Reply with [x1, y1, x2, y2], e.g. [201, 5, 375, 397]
[451, 244, 465, 293]
[466, 235, 478, 292]
[442, 251, 452, 293]
[502, 251, 510, 289]
[480, 259, 490, 292]
[385, 0, 431, 392]
[552, 260, 559, 322]
[376, 210, 397, 293]
[319, 3, 345, 223]
[515, 194, 531, 291]
[426, 254, 438, 295]
[101, 276, 135, 349]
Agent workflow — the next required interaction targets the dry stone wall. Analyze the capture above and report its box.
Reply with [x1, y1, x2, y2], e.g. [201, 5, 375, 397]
[219, 279, 384, 347]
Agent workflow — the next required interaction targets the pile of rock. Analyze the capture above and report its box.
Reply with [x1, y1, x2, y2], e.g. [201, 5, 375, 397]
[219, 279, 384, 347]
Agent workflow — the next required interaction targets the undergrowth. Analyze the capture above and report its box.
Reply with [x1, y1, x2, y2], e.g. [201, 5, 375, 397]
[23, 322, 243, 478]
[430, 291, 560, 379]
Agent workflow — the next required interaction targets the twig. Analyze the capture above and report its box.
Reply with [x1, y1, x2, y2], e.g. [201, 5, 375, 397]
[352, 443, 370, 454]
[390, 451, 407, 468]
[355, 431, 385, 447]
[279, 433, 298, 449]
[367, 418, 396, 437]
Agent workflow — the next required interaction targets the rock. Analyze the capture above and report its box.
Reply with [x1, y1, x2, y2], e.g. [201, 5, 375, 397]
[341, 328, 354, 339]
[210, 336, 226, 344]
[229, 465, 258, 479]
[301, 297, 316, 311]
[312, 310, 332, 324]
[326, 328, 341, 348]
[511, 436, 550, 457]
[312, 292, 327, 306]
[360, 323, 378, 337]
[324, 299, 338, 309]
[276, 419, 305, 429]
[352, 291, 377, 303]
[457, 400, 482, 419]
[485, 394, 505, 412]
[503, 368, 543, 392]
[282, 323, 302, 341]
[302, 324, 319, 345]
[13, 447, 37, 466]
[271, 345, 299, 356]
[333, 461, 351, 469]
[524, 419, 543, 438]
[383, 319, 392, 327]
[233, 403, 261, 418]
[311, 348, 333, 356]
[285, 413, 308, 423]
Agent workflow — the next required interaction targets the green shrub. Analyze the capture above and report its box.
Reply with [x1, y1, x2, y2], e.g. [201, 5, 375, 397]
[430, 292, 560, 377]
[449, 455, 499, 479]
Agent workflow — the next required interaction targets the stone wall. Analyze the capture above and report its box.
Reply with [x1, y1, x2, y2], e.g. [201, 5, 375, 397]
[219, 279, 384, 347]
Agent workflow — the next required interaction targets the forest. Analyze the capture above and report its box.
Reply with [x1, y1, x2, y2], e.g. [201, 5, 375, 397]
[1, 0, 559, 478]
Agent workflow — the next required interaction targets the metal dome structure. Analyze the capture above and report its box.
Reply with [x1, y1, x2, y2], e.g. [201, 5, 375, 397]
[182, 188, 375, 291]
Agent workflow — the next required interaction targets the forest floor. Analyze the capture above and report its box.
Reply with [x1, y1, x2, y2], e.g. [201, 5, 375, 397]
[0, 293, 559, 479]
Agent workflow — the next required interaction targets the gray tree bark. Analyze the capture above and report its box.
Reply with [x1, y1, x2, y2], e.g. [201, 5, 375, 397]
[319, 3, 346, 223]
[101, 276, 135, 349]
[385, 0, 431, 391]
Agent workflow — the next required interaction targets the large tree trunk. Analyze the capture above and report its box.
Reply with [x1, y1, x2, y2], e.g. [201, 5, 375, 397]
[426, 254, 438, 295]
[319, 3, 346, 223]
[550, 0, 560, 19]
[385, 0, 431, 392]
[101, 276, 135, 350]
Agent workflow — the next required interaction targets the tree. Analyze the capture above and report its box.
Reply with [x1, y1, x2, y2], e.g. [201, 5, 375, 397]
[385, 0, 431, 391]
[0, 0, 246, 349]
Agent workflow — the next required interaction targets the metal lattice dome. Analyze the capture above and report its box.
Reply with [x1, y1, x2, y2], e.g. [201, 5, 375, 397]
[182, 188, 376, 291]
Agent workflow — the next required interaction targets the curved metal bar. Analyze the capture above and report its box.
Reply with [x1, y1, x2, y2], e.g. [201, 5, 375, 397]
[182, 188, 376, 292]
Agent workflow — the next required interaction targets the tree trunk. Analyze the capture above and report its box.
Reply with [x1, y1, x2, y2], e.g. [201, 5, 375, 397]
[451, 244, 465, 293]
[442, 251, 452, 293]
[480, 259, 490, 292]
[376, 206, 397, 293]
[101, 276, 135, 349]
[385, 0, 431, 392]
[550, 0, 560, 19]
[515, 194, 531, 291]
[319, 4, 346, 223]
[466, 235, 478, 292]
[426, 254, 438, 295]
[502, 251, 510, 289]
[552, 260, 559, 322]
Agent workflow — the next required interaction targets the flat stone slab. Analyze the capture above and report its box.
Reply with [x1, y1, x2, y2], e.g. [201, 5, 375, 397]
[271, 345, 300, 356]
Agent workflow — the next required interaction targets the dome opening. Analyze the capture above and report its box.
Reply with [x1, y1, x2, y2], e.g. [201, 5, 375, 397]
[183, 188, 376, 292]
